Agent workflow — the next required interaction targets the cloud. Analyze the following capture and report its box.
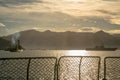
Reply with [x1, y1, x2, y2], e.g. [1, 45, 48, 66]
[110, 17, 120, 25]
[0, 11, 119, 32]
[0, 0, 119, 17]
[96, 10, 120, 25]
[0, 22, 5, 27]
[107, 30, 120, 34]
[0, 0, 119, 35]
[0, 0, 43, 7]
[97, 10, 118, 15]
[102, 0, 120, 2]
[79, 27, 101, 32]
[72, 16, 120, 30]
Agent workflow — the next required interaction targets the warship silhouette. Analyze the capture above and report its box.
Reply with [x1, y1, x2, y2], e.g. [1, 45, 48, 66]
[86, 45, 117, 51]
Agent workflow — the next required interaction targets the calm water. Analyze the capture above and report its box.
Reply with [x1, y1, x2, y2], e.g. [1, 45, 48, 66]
[0, 50, 120, 58]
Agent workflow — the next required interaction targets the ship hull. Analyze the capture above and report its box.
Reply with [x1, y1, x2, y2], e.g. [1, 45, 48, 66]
[86, 48, 117, 51]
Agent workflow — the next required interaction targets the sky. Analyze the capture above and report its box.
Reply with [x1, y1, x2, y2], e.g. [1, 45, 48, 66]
[0, 0, 120, 36]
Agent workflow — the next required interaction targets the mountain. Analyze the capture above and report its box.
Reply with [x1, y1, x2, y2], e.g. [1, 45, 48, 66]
[0, 38, 11, 50]
[113, 34, 120, 37]
[2, 29, 120, 50]
[18, 30, 95, 49]
[93, 30, 120, 47]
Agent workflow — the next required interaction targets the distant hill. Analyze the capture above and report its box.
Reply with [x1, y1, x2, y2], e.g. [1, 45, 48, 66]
[2, 29, 120, 50]
[113, 34, 120, 37]
[0, 38, 10, 50]
[93, 30, 120, 47]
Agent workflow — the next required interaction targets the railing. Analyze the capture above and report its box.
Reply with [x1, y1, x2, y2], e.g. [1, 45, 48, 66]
[0, 57, 57, 80]
[0, 56, 101, 80]
[104, 57, 120, 80]
[1, 56, 120, 80]
[58, 56, 100, 80]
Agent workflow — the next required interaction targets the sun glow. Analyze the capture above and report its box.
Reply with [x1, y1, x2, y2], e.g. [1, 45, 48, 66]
[66, 0, 84, 2]
[67, 50, 88, 56]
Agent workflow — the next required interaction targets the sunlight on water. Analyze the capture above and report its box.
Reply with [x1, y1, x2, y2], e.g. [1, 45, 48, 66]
[67, 50, 88, 56]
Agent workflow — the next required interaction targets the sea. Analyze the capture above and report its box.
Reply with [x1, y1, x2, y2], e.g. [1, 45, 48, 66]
[0, 50, 120, 58]
[0, 50, 120, 80]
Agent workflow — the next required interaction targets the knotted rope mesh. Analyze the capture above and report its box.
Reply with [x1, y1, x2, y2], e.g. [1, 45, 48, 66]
[58, 56, 100, 80]
[105, 57, 120, 80]
[0, 58, 57, 80]
[29, 58, 56, 80]
[0, 57, 100, 80]
[0, 59, 28, 80]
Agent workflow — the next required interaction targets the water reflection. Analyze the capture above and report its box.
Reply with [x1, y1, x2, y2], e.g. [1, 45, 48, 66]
[67, 50, 88, 56]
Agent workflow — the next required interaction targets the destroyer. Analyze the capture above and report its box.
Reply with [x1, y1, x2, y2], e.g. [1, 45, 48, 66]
[86, 45, 117, 51]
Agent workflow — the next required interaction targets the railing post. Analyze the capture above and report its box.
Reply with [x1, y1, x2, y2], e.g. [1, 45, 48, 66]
[27, 59, 31, 80]
[102, 78, 107, 80]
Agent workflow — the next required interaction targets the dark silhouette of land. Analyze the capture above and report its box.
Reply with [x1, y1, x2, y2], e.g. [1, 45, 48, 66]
[1, 29, 120, 50]
[0, 38, 10, 50]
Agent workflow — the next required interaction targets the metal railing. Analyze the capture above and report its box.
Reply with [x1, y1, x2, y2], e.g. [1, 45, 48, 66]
[58, 56, 100, 80]
[104, 57, 120, 80]
[0, 57, 57, 80]
[0, 56, 101, 80]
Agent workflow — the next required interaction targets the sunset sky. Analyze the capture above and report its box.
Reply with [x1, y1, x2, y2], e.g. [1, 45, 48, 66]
[0, 0, 120, 36]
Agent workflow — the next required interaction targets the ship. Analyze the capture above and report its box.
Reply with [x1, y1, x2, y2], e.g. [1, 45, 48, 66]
[86, 45, 117, 51]
[5, 40, 24, 52]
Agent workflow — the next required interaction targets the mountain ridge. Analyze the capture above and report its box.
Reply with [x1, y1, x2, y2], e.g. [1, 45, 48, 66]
[1, 29, 120, 50]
